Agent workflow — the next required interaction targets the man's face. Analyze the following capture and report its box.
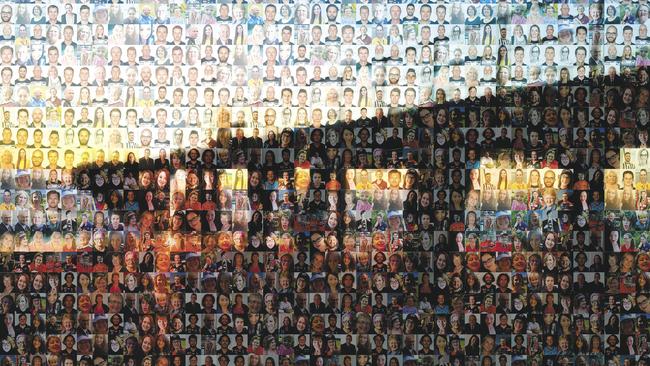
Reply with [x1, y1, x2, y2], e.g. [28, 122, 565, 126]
[218, 47, 229, 62]
[172, 27, 182, 40]
[421, 27, 431, 40]
[172, 48, 183, 63]
[48, 6, 58, 20]
[544, 172, 555, 187]
[141, 130, 152, 146]
[436, 7, 445, 20]
[1, 191, 9, 204]
[327, 6, 337, 20]
[265, 6, 276, 21]
[606, 27, 617, 43]
[0, 6, 11, 22]
[543, 47, 554, 62]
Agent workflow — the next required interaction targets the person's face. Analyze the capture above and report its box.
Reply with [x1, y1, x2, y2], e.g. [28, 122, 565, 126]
[544, 171, 555, 187]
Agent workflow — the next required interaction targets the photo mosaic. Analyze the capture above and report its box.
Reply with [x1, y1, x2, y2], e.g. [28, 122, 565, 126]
[0, 1, 643, 366]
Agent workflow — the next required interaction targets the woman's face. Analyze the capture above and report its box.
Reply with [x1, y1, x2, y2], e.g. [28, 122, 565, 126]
[467, 254, 480, 272]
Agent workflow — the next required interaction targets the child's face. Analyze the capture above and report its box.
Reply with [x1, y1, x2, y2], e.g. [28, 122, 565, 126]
[156, 295, 168, 307]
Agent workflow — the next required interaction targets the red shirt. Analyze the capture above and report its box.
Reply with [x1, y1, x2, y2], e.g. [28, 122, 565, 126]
[325, 181, 341, 191]
[480, 240, 496, 252]
[541, 160, 559, 169]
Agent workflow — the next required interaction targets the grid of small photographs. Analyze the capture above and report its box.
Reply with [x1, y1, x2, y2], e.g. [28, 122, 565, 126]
[0, 1, 644, 366]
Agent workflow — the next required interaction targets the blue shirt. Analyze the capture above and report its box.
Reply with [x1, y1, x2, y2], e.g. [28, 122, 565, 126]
[139, 15, 154, 24]
[28, 98, 46, 108]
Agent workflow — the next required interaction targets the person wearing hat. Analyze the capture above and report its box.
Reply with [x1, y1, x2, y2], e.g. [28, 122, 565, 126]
[496, 252, 512, 272]
[513, 315, 527, 334]
[77, 335, 92, 356]
[494, 232, 512, 252]
[494, 210, 510, 230]
[201, 272, 218, 293]
[88, 4, 108, 24]
[14, 170, 31, 189]
[183, 252, 201, 272]
[93, 314, 109, 334]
